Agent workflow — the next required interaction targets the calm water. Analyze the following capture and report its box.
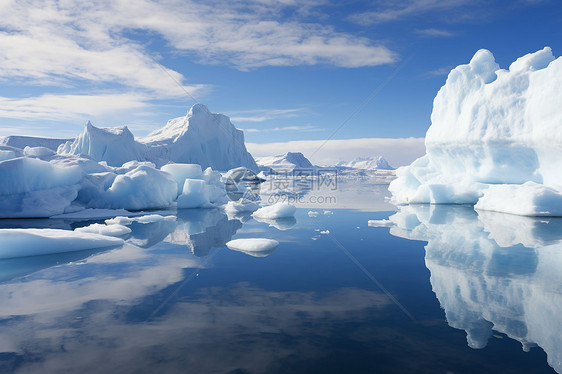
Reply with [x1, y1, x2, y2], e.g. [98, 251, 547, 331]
[0, 198, 561, 373]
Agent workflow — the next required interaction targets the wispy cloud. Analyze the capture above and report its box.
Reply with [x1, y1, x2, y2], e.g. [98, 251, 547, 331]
[0, 0, 398, 123]
[415, 28, 454, 37]
[348, 0, 470, 25]
[421, 66, 453, 78]
[243, 125, 322, 133]
[247, 137, 426, 167]
[0, 93, 153, 121]
[229, 108, 307, 123]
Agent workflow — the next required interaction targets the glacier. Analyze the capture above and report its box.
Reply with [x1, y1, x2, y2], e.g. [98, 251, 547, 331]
[389, 47, 562, 216]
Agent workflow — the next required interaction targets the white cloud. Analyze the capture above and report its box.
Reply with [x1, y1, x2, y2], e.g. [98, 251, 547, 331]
[247, 137, 426, 167]
[422, 66, 453, 78]
[0, 93, 161, 121]
[348, 0, 470, 25]
[415, 28, 454, 37]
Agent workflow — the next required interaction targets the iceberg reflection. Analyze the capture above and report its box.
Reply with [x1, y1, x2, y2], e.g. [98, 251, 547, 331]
[389, 205, 562, 372]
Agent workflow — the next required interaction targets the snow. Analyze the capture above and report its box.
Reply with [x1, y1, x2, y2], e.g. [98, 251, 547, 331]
[389, 47, 562, 216]
[75, 223, 132, 237]
[475, 182, 562, 216]
[0, 228, 123, 259]
[226, 238, 279, 257]
[337, 156, 393, 170]
[252, 203, 296, 219]
[256, 152, 313, 173]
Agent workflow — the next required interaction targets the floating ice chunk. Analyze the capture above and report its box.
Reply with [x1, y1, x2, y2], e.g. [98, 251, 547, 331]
[161, 163, 203, 193]
[224, 201, 260, 213]
[75, 223, 132, 237]
[308, 211, 319, 217]
[51, 208, 133, 220]
[226, 238, 279, 257]
[475, 182, 562, 216]
[252, 203, 296, 219]
[134, 214, 176, 224]
[368, 219, 394, 227]
[320, 230, 330, 234]
[177, 179, 211, 208]
[105, 216, 134, 225]
[0, 229, 123, 259]
[323, 210, 333, 215]
[253, 216, 297, 231]
[102, 165, 177, 210]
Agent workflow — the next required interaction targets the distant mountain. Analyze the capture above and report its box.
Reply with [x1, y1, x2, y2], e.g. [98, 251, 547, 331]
[58, 104, 258, 171]
[0, 135, 72, 151]
[256, 152, 314, 173]
[337, 156, 393, 170]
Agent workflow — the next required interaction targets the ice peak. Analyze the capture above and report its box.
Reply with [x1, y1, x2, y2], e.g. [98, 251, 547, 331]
[509, 46, 554, 73]
[188, 103, 211, 116]
[468, 49, 499, 84]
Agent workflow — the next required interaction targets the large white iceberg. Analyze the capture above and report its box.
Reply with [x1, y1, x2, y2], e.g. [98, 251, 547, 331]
[389, 47, 562, 216]
[58, 104, 258, 171]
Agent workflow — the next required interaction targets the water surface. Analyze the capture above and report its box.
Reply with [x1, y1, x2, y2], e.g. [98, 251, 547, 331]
[0, 196, 561, 373]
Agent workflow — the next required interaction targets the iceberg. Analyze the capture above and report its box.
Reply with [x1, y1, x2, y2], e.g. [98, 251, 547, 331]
[75, 223, 132, 237]
[0, 228, 123, 259]
[57, 104, 258, 171]
[140, 104, 258, 171]
[256, 152, 314, 173]
[389, 47, 562, 216]
[337, 156, 393, 170]
[226, 238, 279, 257]
[58, 122, 145, 167]
[252, 203, 296, 219]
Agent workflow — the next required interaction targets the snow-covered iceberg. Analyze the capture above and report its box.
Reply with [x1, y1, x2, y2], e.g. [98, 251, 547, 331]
[141, 104, 258, 171]
[58, 104, 258, 171]
[389, 47, 562, 216]
[256, 152, 313, 173]
[337, 156, 393, 170]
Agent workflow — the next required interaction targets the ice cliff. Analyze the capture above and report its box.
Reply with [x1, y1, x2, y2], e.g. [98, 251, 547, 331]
[389, 47, 562, 216]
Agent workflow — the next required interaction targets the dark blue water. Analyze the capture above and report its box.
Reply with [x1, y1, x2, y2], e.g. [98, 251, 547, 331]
[0, 205, 561, 373]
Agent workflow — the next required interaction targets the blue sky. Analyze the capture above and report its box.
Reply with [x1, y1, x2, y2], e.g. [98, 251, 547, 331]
[0, 0, 561, 164]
